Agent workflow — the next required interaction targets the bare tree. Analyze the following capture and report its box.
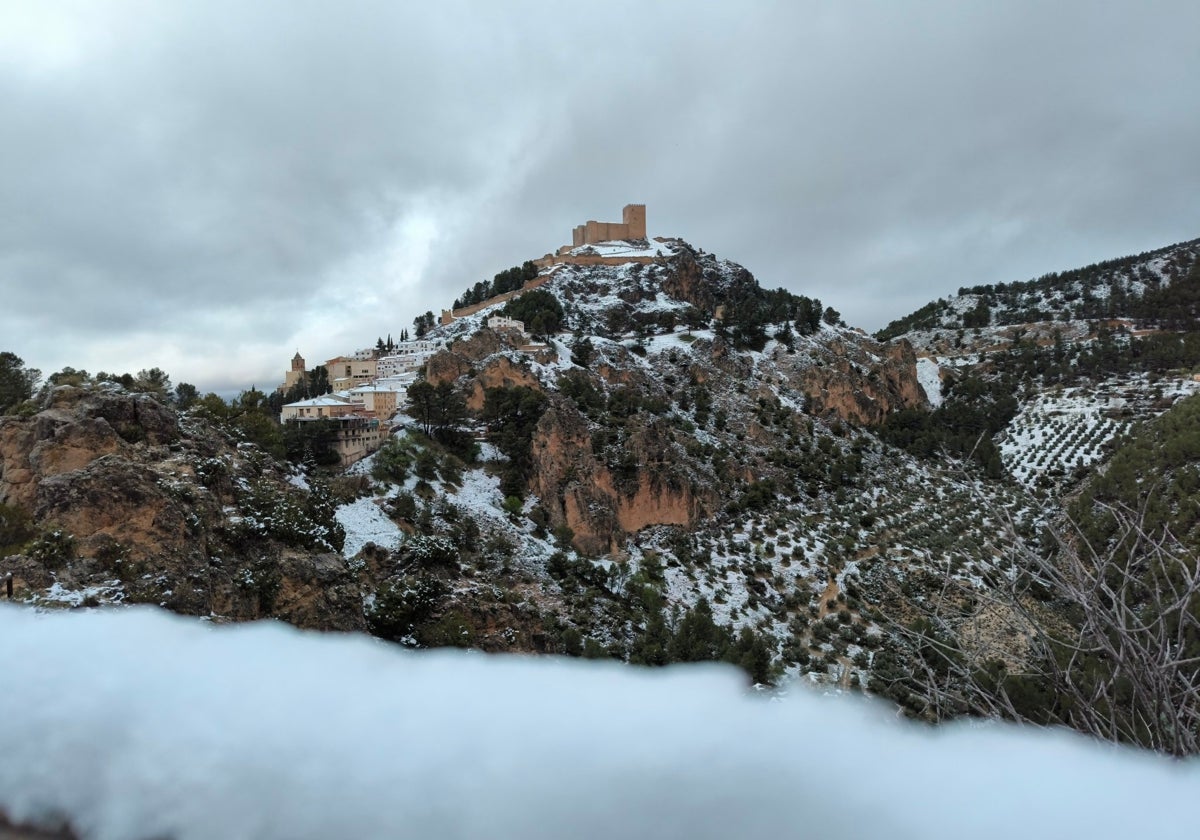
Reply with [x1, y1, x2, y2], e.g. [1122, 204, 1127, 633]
[873, 498, 1200, 756]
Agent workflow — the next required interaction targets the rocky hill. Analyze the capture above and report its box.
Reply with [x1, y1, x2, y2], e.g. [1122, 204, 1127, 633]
[5, 233, 1199, 745]
[316, 240, 1049, 692]
[878, 236, 1200, 344]
[0, 383, 361, 629]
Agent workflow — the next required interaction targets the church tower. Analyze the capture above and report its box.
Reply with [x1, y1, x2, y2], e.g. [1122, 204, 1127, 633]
[283, 351, 307, 391]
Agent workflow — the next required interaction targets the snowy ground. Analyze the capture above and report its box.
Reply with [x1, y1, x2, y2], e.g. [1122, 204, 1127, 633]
[1, 605, 1196, 840]
[999, 377, 1200, 493]
[564, 236, 679, 259]
[336, 496, 403, 558]
[916, 357, 944, 407]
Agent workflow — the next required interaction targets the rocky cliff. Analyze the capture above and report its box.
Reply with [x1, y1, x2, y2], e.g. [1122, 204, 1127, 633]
[0, 384, 362, 630]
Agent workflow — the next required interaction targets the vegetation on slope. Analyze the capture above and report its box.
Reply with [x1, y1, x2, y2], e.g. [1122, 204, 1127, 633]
[878, 374, 1018, 477]
[876, 236, 1200, 338]
[452, 261, 540, 310]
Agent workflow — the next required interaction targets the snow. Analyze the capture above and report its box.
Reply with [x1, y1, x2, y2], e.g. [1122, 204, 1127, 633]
[566, 236, 678, 259]
[335, 496, 403, 557]
[999, 378, 1200, 491]
[0, 605, 1196, 840]
[916, 356, 944, 407]
[34, 580, 124, 608]
[443, 467, 507, 524]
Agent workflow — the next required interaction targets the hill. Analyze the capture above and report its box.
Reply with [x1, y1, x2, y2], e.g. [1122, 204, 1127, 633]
[877, 236, 1200, 341]
[3, 231, 1199, 752]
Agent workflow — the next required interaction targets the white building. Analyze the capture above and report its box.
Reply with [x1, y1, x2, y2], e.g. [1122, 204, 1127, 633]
[377, 340, 445, 378]
[346, 379, 411, 419]
[279, 394, 355, 422]
[487, 315, 525, 334]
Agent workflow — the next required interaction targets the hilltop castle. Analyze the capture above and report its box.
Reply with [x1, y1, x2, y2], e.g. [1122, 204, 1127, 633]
[572, 204, 646, 246]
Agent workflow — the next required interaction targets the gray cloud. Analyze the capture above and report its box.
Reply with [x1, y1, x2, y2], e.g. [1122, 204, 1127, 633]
[2, 1, 1199, 391]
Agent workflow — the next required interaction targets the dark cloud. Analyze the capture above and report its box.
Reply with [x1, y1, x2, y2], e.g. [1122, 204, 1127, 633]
[2, 1, 1198, 390]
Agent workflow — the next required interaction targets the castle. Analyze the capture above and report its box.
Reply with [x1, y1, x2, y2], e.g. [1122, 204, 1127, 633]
[571, 203, 646, 246]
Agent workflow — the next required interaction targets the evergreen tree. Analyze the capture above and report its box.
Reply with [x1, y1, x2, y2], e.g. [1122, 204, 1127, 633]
[413, 311, 436, 338]
[482, 386, 549, 497]
[570, 335, 595, 367]
[0, 352, 41, 413]
[134, 367, 172, 401]
[173, 382, 199, 409]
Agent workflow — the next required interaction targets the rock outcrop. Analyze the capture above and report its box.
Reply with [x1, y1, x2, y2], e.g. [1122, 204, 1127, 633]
[0, 384, 363, 630]
[524, 395, 715, 554]
[799, 337, 927, 426]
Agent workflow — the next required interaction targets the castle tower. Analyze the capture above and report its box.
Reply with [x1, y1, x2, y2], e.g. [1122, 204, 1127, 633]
[283, 351, 307, 391]
[622, 204, 646, 239]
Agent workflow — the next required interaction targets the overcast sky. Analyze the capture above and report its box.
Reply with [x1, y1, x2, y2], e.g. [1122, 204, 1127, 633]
[3, 1, 1199, 394]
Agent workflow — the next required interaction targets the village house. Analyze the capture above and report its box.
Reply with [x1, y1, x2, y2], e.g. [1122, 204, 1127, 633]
[279, 394, 355, 422]
[323, 415, 385, 466]
[376, 339, 444, 377]
[325, 356, 378, 391]
[279, 394, 386, 467]
[487, 315, 525, 334]
[346, 382, 405, 419]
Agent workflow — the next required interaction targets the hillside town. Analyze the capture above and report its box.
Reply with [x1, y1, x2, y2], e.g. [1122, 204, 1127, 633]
[277, 315, 528, 465]
[275, 203, 665, 467]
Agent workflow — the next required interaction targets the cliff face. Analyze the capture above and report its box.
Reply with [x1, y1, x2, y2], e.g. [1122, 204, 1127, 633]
[800, 336, 927, 426]
[660, 243, 759, 314]
[0, 384, 364, 630]
[424, 330, 544, 411]
[526, 400, 712, 554]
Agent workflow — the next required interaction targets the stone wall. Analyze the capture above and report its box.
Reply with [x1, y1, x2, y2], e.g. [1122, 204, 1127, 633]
[531, 253, 659, 270]
[439, 275, 550, 325]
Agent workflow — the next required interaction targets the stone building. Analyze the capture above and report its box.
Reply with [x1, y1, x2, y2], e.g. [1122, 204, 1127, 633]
[280, 352, 306, 392]
[571, 204, 646, 246]
[325, 356, 378, 391]
[279, 394, 385, 467]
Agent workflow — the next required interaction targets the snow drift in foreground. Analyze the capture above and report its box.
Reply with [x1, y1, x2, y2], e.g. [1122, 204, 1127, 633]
[0, 606, 1195, 840]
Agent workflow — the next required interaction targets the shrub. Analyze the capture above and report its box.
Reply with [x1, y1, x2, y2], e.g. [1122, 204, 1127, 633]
[0, 503, 35, 553]
[405, 534, 459, 568]
[27, 529, 75, 568]
[366, 575, 448, 643]
[235, 561, 282, 613]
